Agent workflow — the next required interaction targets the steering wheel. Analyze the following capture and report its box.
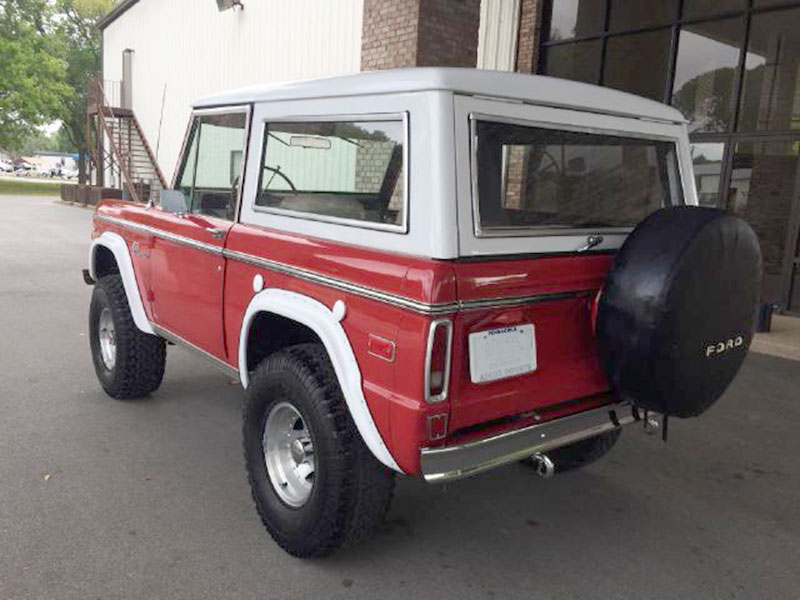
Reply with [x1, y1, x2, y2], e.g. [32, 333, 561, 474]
[263, 165, 297, 192]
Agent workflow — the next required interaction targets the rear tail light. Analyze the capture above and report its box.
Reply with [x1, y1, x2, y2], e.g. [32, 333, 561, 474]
[424, 319, 453, 403]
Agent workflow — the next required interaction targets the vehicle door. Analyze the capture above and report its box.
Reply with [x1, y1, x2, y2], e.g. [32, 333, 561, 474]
[146, 106, 250, 361]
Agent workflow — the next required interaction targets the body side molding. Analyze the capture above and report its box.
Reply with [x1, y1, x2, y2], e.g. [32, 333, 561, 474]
[89, 231, 155, 335]
[238, 288, 402, 473]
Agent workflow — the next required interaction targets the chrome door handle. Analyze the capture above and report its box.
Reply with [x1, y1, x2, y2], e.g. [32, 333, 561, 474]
[205, 227, 225, 240]
[577, 235, 604, 253]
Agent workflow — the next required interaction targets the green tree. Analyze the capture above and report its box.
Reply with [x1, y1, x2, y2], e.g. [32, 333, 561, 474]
[52, 0, 115, 182]
[671, 67, 736, 133]
[0, 0, 69, 151]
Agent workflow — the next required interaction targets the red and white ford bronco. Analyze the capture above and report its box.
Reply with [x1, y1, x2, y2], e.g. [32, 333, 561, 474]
[86, 68, 761, 557]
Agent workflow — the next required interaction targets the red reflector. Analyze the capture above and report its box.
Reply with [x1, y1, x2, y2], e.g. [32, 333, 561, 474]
[368, 334, 396, 362]
[428, 413, 448, 441]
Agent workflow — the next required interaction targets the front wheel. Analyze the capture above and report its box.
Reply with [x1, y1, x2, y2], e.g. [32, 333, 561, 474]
[89, 274, 166, 399]
[243, 344, 395, 558]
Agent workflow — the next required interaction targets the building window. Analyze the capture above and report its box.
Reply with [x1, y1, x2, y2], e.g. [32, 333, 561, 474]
[538, 0, 800, 310]
[541, 39, 602, 83]
[608, 0, 676, 31]
[729, 139, 800, 299]
[690, 142, 726, 206]
[672, 18, 744, 132]
[737, 7, 800, 132]
[604, 29, 672, 101]
[681, 0, 746, 21]
[539, 0, 800, 132]
[546, 0, 606, 41]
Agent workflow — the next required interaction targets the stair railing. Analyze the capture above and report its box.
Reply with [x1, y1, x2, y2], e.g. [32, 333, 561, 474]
[89, 79, 168, 204]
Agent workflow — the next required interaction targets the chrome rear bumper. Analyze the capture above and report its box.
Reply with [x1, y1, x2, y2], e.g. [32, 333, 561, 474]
[420, 403, 636, 483]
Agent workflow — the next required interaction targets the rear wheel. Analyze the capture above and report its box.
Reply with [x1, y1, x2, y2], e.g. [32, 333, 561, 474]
[89, 274, 166, 399]
[243, 344, 395, 558]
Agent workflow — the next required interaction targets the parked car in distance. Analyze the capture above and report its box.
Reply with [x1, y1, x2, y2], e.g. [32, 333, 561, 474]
[0, 160, 13, 173]
[85, 68, 762, 558]
[34, 167, 55, 178]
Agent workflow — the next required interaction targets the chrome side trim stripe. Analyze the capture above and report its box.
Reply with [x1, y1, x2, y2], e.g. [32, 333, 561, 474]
[96, 214, 222, 256]
[151, 324, 239, 377]
[222, 249, 460, 315]
[458, 289, 594, 311]
[96, 213, 594, 315]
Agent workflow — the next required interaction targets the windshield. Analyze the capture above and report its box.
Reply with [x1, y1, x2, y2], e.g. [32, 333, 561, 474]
[473, 120, 683, 233]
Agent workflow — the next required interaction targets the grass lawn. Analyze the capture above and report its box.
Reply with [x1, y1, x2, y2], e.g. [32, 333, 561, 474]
[0, 178, 62, 196]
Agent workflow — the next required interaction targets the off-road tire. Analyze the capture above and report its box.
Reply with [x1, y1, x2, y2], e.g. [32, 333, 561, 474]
[243, 344, 395, 558]
[524, 430, 621, 474]
[89, 274, 166, 399]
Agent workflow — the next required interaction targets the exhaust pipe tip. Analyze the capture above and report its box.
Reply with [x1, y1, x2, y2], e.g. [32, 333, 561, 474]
[531, 453, 555, 479]
[643, 416, 660, 435]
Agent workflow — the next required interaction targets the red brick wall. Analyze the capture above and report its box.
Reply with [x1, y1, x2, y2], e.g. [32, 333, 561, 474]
[516, 0, 541, 74]
[417, 0, 480, 67]
[361, 0, 480, 70]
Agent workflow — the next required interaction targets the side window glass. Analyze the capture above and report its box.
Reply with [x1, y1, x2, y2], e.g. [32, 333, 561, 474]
[175, 118, 200, 209]
[255, 119, 406, 230]
[184, 112, 247, 220]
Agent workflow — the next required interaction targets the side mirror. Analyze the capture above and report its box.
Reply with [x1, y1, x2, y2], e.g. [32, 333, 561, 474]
[161, 190, 189, 214]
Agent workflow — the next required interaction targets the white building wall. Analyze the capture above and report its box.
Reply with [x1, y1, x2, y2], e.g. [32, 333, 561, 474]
[477, 0, 520, 72]
[102, 0, 364, 182]
[103, 0, 519, 184]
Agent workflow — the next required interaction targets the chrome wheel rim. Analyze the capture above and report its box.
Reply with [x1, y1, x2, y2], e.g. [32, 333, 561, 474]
[263, 402, 315, 507]
[98, 307, 117, 370]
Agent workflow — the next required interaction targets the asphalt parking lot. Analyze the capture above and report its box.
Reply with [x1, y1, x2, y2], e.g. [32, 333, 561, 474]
[1, 195, 799, 600]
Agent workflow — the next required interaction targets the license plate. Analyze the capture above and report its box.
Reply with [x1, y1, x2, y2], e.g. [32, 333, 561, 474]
[468, 324, 537, 384]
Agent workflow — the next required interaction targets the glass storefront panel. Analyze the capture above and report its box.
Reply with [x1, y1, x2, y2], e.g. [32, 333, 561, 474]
[790, 264, 800, 312]
[672, 18, 743, 133]
[546, 0, 607, 42]
[738, 7, 800, 131]
[728, 139, 800, 302]
[604, 29, 671, 101]
[690, 142, 726, 206]
[682, 0, 745, 21]
[541, 40, 602, 84]
[608, 0, 675, 31]
[753, 0, 798, 6]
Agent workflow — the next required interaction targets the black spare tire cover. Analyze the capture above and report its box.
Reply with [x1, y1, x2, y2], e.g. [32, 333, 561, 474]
[596, 206, 762, 418]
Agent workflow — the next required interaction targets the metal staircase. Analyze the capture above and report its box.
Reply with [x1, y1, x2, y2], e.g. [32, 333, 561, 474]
[86, 79, 167, 204]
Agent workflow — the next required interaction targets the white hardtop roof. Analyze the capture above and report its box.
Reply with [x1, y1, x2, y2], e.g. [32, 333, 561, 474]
[194, 67, 686, 124]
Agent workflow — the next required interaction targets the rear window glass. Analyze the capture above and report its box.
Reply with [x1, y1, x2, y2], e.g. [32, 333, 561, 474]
[255, 119, 406, 230]
[473, 120, 682, 233]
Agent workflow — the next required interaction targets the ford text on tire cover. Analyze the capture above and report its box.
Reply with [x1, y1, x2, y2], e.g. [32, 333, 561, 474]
[85, 68, 762, 558]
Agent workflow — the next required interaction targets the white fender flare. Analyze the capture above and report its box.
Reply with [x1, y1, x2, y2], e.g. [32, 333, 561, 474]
[89, 232, 154, 335]
[239, 288, 402, 473]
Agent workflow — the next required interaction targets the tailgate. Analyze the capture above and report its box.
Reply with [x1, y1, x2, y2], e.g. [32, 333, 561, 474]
[448, 253, 613, 432]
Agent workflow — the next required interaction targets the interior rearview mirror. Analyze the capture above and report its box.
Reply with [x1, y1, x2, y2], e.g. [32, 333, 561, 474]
[161, 190, 189, 214]
[290, 135, 332, 150]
